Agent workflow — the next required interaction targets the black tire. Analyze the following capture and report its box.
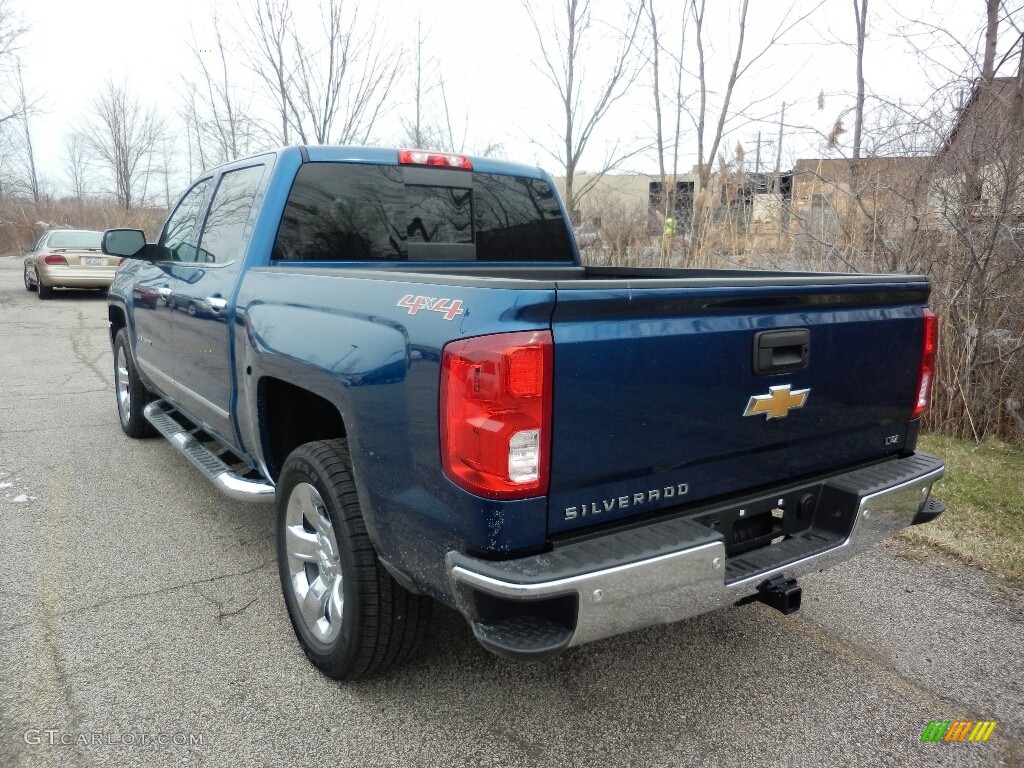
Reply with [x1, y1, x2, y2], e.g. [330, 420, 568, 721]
[276, 439, 432, 680]
[24, 263, 35, 292]
[112, 328, 156, 438]
[37, 277, 53, 300]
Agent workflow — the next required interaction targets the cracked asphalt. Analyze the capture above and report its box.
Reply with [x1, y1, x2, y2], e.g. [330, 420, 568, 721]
[0, 255, 1021, 768]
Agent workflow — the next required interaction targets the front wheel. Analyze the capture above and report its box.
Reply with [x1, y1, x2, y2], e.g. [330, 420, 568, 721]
[112, 328, 155, 438]
[24, 263, 35, 292]
[276, 439, 432, 680]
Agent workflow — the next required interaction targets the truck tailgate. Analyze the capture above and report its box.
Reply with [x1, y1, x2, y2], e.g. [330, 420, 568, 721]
[547, 279, 930, 534]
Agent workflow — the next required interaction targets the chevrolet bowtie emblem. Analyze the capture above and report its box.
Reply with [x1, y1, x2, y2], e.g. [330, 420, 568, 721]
[743, 384, 810, 419]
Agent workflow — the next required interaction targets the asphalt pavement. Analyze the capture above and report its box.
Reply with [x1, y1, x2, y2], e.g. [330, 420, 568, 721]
[0, 255, 1021, 768]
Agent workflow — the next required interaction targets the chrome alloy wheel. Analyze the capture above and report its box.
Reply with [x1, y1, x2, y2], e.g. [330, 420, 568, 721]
[115, 345, 131, 423]
[284, 482, 344, 644]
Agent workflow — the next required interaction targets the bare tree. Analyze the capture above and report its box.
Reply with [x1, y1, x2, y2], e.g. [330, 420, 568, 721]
[12, 61, 39, 203]
[291, 0, 402, 144]
[243, 0, 296, 145]
[184, 13, 257, 166]
[400, 16, 441, 149]
[395, 23, 502, 157]
[181, 86, 208, 179]
[63, 133, 91, 202]
[0, 0, 28, 126]
[241, 0, 401, 147]
[685, 0, 824, 261]
[0, 0, 29, 199]
[646, 0, 668, 263]
[154, 136, 176, 210]
[80, 78, 166, 209]
[851, 0, 868, 159]
[689, 0, 822, 191]
[644, 0, 691, 264]
[524, 0, 644, 224]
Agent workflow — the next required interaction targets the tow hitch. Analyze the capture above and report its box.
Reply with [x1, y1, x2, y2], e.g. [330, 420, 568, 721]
[736, 574, 802, 615]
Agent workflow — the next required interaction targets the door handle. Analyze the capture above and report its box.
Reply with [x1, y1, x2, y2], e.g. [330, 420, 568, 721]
[753, 328, 810, 374]
[207, 296, 227, 313]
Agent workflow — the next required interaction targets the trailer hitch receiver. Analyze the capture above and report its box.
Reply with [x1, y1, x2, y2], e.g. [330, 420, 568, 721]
[757, 574, 802, 614]
[736, 574, 802, 615]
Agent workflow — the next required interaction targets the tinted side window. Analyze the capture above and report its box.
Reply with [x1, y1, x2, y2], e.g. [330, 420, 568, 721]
[160, 178, 214, 262]
[273, 162, 572, 262]
[197, 165, 266, 264]
[274, 164, 404, 261]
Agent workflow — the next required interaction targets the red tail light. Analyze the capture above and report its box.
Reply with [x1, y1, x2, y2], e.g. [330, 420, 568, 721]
[441, 331, 552, 499]
[43, 255, 68, 265]
[399, 149, 473, 170]
[911, 309, 938, 419]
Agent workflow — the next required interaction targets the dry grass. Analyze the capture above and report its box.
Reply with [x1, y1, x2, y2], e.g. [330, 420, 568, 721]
[0, 197, 167, 254]
[900, 433, 1024, 585]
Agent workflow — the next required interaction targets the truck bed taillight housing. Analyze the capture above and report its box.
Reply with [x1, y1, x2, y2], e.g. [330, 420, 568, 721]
[911, 309, 938, 419]
[441, 331, 553, 499]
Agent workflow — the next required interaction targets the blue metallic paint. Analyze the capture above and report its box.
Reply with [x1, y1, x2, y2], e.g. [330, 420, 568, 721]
[111, 144, 935, 606]
[234, 268, 559, 598]
[547, 285, 927, 532]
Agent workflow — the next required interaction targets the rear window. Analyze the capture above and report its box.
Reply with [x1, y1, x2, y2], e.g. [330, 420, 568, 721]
[272, 163, 572, 262]
[48, 231, 102, 249]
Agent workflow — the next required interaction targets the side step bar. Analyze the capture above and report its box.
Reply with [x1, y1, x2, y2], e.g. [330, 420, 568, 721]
[143, 401, 276, 504]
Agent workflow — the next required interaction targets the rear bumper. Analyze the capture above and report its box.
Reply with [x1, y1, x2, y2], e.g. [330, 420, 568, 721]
[447, 452, 945, 660]
[38, 265, 117, 288]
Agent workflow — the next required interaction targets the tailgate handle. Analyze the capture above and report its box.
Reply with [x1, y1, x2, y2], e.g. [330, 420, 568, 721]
[754, 329, 809, 374]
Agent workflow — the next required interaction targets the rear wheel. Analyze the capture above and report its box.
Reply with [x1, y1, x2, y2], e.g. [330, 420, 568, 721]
[113, 328, 155, 438]
[37, 274, 53, 300]
[23, 263, 35, 292]
[277, 439, 432, 680]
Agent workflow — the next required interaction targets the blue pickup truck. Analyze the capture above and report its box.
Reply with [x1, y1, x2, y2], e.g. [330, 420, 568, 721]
[103, 146, 946, 680]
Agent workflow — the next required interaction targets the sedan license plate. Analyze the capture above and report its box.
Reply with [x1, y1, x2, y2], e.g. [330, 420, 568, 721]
[84, 257, 104, 266]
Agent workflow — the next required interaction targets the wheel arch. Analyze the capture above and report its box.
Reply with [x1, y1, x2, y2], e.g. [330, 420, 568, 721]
[258, 376, 349, 482]
[108, 305, 128, 347]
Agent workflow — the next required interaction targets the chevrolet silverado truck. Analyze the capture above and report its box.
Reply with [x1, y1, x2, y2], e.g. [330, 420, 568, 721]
[103, 146, 946, 680]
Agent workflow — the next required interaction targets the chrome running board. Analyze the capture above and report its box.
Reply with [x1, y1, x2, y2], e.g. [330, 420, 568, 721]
[143, 401, 276, 504]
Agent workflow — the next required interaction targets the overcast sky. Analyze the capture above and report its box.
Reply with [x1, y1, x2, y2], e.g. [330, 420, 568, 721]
[6, 0, 1003, 199]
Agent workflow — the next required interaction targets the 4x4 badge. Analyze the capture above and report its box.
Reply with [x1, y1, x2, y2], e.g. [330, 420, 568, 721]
[743, 384, 810, 419]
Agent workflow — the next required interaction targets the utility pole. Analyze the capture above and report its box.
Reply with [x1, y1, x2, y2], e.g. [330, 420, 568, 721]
[755, 131, 762, 175]
[773, 102, 786, 192]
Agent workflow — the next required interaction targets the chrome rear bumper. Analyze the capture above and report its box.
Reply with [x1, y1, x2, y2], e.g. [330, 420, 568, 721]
[447, 453, 945, 658]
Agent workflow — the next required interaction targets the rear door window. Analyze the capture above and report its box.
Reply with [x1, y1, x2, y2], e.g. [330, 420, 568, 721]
[272, 162, 572, 262]
[195, 165, 266, 264]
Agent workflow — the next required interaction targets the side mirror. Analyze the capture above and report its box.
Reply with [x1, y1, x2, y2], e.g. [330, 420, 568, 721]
[21, 244, 33, 253]
[103, 229, 147, 258]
